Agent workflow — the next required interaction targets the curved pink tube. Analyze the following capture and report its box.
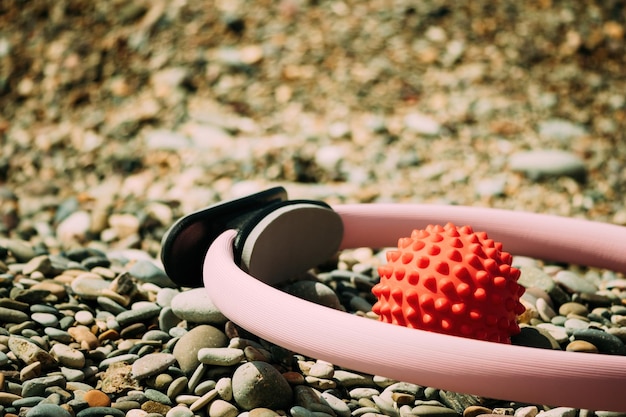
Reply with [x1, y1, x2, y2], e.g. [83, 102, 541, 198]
[203, 204, 626, 411]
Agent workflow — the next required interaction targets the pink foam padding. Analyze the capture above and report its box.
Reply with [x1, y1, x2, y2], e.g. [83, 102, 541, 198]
[203, 204, 626, 411]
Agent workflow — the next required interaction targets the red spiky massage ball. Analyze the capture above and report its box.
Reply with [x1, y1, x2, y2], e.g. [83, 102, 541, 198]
[372, 223, 526, 343]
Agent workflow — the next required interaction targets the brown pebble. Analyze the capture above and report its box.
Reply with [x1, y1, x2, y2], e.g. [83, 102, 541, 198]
[282, 371, 305, 385]
[68, 325, 99, 350]
[142, 400, 172, 415]
[0, 392, 22, 406]
[120, 323, 146, 338]
[391, 392, 414, 405]
[84, 389, 111, 407]
[464, 406, 494, 417]
[566, 340, 599, 353]
[98, 329, 120, 342]
[30, 281, 67, 299]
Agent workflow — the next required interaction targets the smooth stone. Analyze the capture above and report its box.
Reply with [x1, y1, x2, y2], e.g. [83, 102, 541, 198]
[166, 405, 194, 417]
[74, 310, 94, 325]
[508, 150, 586, 181]
[571, 328, 626, 355]
[128, 260, 177, 288]
[68, 326, 99, 350]
[403, 112, 441, 136]
[535, 323, 569, 344]
[320, 391, 351, 417]
[514, 406, 539, 417]
[333, 370, 376, 388]
[308, 360, 334, 379]
[537, 119, 587, 141]
[26, 403, 73, 417]
[8, 336, 56, 369]
[563, 318, 590, 334]
[282, 281, 343, 311]
[198, 348, 244, 366]
[170, 288, 227, 324]
[189, 389, 219, 413]
[172, 325, 228, 374]
[97, 296, 128, 315]
[70, 273, 110, 299]
[250, 408, 280, 417]
[98, 354, 139, 369]
[464, 406, 493, 417]
[76, 406, 125, 417]
[50, 343, 86, 368]
[0, 238, 36, 262]
[0, 306, 29, 323]
[44, 328, 73, 343]
[565, 340, 599, 353]
[21, 375, 66, 397]
[215, 377, 232, 401]
[145, 388, 172, 406]
[510, 326, 560, 350]
[84, 389, 111, 407]
[116, 303, 161, 327]
[232, 361, 292, 410]
[411, 405, 459, 417]
[558, 302, 589, 317]
[159, 307, 182, 333]
[535, 298, 556, 322]
[208, 399, 238, 417]
[554, 270, 598, 294]
[517, 267, 569, 305]
[350, 388, 380, 399]
[156, 288, 180, 307]
[167, 376, 189, 399]
[132, 352, 176, 380]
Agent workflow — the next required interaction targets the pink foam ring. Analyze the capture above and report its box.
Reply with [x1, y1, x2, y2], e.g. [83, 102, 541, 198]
[203, 204, 626, 412]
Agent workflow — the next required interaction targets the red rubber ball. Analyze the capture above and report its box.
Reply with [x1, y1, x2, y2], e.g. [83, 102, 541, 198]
[372, 223, 526, 343]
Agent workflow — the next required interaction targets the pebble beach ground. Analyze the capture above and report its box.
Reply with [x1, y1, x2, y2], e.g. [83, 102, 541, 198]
[1, 1, 626, 417]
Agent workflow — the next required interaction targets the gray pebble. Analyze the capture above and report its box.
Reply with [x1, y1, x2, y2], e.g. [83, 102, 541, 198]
[75, 406, 126, 417]
[571, 328, 626, 355]
[535, 323, 568, 344]
[170, 288, 227, 324]
[172, 325, 228, 375]
[128, 259, 177, 288]
[132, 352, 176, 379]
[96, 296, 128, 315]
[554, 270, 598, 294]
[509, 150, 586, 181]
[21, 375, 66, 397]
[98, 353, 139, 369]
[563, 318, 590, 334]
[0, 306, 29, 323]
[232, 361, 292, 410]
[116, 303, 161, 327]
[26, 403, 73, 417]
[198, 347, 244, 366]
[145, 388, 173, 406]
[411, 405, 458, 417]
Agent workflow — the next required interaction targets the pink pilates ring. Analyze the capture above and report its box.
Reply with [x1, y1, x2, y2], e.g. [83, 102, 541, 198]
[202, 203, 626, 412]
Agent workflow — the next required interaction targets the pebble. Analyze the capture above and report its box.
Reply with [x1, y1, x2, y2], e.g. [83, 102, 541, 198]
[8, 336, 56, 369]
[132, 352, 177, 379]
[84, 389, 112, 407]
[553, 270, 598, 294]
[198, 347, 245, 366]
[173, 325, 228, 374]
[50, 343, 86, 368]
[565, 340, 599, 353]
[571, 328, 626, 355]
[128, 260, 177, 288]
[232, 361, 293, 410]
[412, 405, 459, 417]
[209, 399, 239, 417]
[282, 281, 344, 311]
[170, 288, 228, 324]
[508, 150, 586, 181]
[116, 302, 161, 327]
[26, 403, 73, 417]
